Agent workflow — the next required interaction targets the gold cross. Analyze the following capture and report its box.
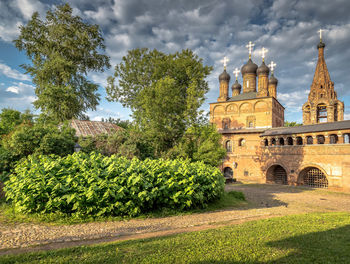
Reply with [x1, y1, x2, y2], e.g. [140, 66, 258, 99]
[261, 47, 268, 62]
[246, 41, 255, 59]
[220, 56, 229, 70]
[268, 61, 276, 73]
[318, 29, 324, 42]
[233, 68, 240, 80]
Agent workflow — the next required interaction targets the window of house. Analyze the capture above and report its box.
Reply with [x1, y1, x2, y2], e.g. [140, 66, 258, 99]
[307, 136, 313, 145]
[330, 134, 338, 144]
[317, 135, 325, 144]
[279, 138, 284, 145]
[287, 137, 293, 145]
[271, 138, 276, 146]
[296, 136, 303, 145]
[317, 104, 327, 123]
[239, 138, 246, 147]
[264, 139, 268, 146]
[225, 140, 232, 152]
[344, 134, 350, 144]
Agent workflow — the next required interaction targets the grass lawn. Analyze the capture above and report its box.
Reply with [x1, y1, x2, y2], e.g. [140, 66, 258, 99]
[1, 212, 349, 263]
[0, 191, 246, 225]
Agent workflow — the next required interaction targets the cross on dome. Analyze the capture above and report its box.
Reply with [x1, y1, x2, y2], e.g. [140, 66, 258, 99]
[233, 68, 240, 80]
[246, 41, 255, 59]
[220, 56, 229, 70]
[318, 29, 324, 41]
[269, 61, 276, 73]
[260, 47, 268, 62]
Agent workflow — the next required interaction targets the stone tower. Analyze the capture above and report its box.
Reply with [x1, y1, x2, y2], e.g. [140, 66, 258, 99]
[241, 41, 258, 93]
[302, 31, 344, 124]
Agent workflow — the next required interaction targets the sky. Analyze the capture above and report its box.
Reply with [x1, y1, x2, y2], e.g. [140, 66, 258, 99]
[1, 0, 350, 123]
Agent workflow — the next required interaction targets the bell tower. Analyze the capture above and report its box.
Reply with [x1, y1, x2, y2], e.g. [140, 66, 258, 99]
[302, 29, 344, 124]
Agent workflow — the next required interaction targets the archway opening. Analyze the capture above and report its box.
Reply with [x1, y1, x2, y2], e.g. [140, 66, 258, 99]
[223, 167, 233, 180]
[287, 137, 293, 145]
[299, 167, 328, 188]
[266, 165, 287, 185]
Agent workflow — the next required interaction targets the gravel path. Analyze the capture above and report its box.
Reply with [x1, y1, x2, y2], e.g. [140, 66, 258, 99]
[1, 183, 350, 255]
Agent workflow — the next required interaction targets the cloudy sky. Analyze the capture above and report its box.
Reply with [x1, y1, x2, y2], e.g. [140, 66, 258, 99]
[1, 0, 350, 122]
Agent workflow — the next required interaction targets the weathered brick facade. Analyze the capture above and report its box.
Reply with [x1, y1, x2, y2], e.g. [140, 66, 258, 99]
[210, 40, 350, 192]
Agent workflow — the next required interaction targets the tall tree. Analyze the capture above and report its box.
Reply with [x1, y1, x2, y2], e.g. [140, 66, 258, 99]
[106, 48, 212, 155]
[14, 4, 110, 121]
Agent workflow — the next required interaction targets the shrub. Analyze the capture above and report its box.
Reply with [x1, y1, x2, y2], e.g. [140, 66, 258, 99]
[5, 152, 224, 217]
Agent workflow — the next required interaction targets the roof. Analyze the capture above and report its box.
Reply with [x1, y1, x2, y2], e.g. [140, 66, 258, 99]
[228, 91, 257, 102]
[69, 120, 122, 137]
[261, 120, 350, 137]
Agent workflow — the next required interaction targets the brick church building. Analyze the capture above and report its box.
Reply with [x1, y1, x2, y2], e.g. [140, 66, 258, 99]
[210, 35, 350, 192]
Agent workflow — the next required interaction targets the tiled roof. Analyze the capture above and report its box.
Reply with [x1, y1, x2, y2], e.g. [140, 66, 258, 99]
[261, 120, 350, 137]
[69, 120, 122, 137]
[228, 92, 257, 102]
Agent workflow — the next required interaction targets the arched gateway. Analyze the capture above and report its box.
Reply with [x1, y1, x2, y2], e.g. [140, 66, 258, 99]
[299, 167, 328, 188]
[267, 165, 287, 185]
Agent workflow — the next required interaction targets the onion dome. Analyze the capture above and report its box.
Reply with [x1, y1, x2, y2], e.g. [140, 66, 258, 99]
[241, 59, 258, 75]
[219, 69, 231, 82]
[269, 73, 278, 85]
[317, 41, 325, 49]
[257, 61, 270, 75]
[232, 80, 242, 92]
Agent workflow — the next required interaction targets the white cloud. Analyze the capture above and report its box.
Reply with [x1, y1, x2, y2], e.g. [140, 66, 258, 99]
[12, 0, 45, 20]
[0, 63, 31, 81]
[6, 86, 19, 94]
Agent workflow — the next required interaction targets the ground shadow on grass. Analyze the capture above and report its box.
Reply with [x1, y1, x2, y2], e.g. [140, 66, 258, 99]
[224, 182, 341, 210]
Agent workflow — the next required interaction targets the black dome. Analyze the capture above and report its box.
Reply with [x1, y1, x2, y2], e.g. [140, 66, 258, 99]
[241, 59, 258, 75]
[219, 69, 230, 82]
[317, 41, 325, 49]
[269, 73, 278, 85]
[257, 61, 270, 75]
[232, 80, 242, 91]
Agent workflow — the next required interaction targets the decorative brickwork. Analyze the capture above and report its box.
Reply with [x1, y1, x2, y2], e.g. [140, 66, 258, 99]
[302, 41, 344, 124]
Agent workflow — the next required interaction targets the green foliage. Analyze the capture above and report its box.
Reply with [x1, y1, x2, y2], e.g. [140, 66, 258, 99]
[3, 122, 75, 157]
[101, 117, 132, 129]
[106, 48, 212, 155]
[78, 129, 154, 160]
[0, 108, 33, 137]
[284, 121, 302, 127]
[5, 152, 225, 217]
[13, 3, 110, 121]
[166, 124, 226, 167]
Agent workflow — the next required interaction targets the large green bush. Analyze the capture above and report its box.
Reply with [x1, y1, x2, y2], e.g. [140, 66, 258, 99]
[5, 152, 224, 217]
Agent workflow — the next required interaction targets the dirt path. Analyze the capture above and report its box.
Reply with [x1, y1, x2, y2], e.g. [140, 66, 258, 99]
[1, 183, 350, 255]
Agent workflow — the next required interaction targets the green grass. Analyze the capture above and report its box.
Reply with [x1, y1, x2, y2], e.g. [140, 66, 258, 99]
[0, 191, 246, 226]
[1, 212, 349, 263]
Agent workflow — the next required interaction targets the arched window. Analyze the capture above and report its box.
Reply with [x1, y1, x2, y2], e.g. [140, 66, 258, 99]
[344, 133, 350, 144]
[279, 138, 284, 145]
[317, 135, 325, 144]
[271, 138, 276, 146]
[238, 138, 246, 147]
[330, 134, 338, 144]
[287, 137, 293, 145]
[222, 118, 230, 130]
[317, 104, 327, 123]
[306, 136, 313, 145]
[296, 136, 303, 145]
[264, 139, 268, 146]
[225, 140, 232, 152]
[223, 167, 233, 179]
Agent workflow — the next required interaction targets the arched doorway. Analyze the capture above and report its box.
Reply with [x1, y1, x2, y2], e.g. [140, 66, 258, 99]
[223, 167, 233, 180]
[299, 167, 328, 188]
[267, 165, 287, 185]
